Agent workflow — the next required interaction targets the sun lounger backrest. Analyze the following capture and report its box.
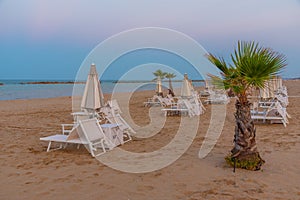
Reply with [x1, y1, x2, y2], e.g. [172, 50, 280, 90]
[108, 99, 122, 114]
[273, 102, 288, 122]
[79, 118, 105, 142]
[112, 114, 136, 134]
[275, 94, 288, 107]
[156, 96, 167, 106]
[66, 124, 80, 140]
[181, 99, 194, 117]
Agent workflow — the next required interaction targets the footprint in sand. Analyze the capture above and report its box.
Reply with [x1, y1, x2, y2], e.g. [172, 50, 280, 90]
[153, 172, 162, 177]
[188, 189, 228, 200]
[16, 163, 25, 169]
[137, 185, 154, 191]
[8, 172, 21, 177]
[74, 160, 93, 165]
[27, 147, 42, 154]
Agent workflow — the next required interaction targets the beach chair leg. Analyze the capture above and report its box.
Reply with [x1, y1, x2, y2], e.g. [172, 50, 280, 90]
[119, 137, 124, 145]
[126, 132, 132, 141]
[101, 141, 107, 153]
[282, 120, 286, 127]
[46, 141, 63, 152]
[47, 141, 52, 152]
[121, 129, 132, 143]
[93, 140, 107, 157]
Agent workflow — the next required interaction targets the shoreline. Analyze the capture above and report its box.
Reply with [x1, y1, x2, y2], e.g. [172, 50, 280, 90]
[0, 83, 193, 101]
[19, 81, 85, 84]
[1, 76, 299, 84]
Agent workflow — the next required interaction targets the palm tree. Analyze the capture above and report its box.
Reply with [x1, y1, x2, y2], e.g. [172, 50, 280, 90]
[153, 69, 167, 80]
[153, 69, 167, 96]
[165, 72, 176, 92]
[207, 41, 286, 170]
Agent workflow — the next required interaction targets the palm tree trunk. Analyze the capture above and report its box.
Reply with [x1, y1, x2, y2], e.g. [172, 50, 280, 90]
[168, 78, 173, 92]
[227, 99, 265, 170]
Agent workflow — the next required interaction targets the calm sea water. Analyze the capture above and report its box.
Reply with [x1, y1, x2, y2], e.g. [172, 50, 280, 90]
[0, 80, 204, 100]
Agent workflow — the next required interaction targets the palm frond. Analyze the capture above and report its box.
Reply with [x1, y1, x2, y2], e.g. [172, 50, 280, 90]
[207, 41, 287, 95]
[206, 54, 229, 76]
[153, 69, 167, 79]
[165, 72, 176, 79]
[207, 73, 228, 90]
[232, 41, 286, 89]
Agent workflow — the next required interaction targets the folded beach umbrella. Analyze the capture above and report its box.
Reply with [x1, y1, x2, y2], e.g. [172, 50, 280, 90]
[268, 78, 276, 98]
[260, 81, 270, 99]
[181, 73, 192, 97]
[81, 63, 105, 111]
[276, 76, 283, 90]
[156, 76, 163, 96]
[204, 79, 211, 89]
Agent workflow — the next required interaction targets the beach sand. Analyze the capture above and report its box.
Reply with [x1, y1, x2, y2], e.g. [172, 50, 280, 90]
[0, 80, 299, 200]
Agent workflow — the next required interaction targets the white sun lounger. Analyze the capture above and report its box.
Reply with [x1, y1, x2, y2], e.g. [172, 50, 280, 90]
[101, 123, 126, 147]
[205, 94, 229, 104]
[162, 96, 205, 117]
[251, 101, 290, 127]
[143, 96, 162, 107]
[161, 102, 189, 116]
[156, 95, 174, 107]
[106, 113, 134, 141]
[107, 99, 122, 114]
[40, 123, 83, 152]
[161, 107, 189, 116]
[40, 130, 88, 152]
[204, 89, 229, 104]
[40, 118, 113, 157]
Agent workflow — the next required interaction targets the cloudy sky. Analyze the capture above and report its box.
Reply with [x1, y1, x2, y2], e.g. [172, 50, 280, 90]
[0, 0, 299, 80]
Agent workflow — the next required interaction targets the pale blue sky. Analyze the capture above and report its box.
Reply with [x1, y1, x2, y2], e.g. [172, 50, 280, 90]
[0, 0, 299, 80]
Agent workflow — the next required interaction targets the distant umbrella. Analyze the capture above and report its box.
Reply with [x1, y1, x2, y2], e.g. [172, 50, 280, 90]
[156, 76, 163, 96]
[260, 81, 270, 99]
[268, 78, 277, 98]
[81, 63, 105, 111]
[274, 76, 283, 90]
[181, 73, 192, 97]
[277, 77, 283, 89]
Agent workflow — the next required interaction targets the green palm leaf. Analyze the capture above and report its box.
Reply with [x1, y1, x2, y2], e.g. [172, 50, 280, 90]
[207, 41, 286, 97]
[153, 69, 167, 80]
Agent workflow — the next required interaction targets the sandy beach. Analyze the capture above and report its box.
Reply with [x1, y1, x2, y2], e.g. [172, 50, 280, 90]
[0, 80, 299, 200]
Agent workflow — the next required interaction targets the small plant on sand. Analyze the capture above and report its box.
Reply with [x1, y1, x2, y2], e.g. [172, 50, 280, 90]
[207, 41, 286, 170]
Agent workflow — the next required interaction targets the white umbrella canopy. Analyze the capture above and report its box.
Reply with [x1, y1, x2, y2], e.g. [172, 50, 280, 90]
[181, 73, 192, 97]
[260, 81, 270, 99]
[156, 77, 163, 96]
[268, 78, 277, 98]
[260, 78, 277, 99]
[81, 63, 105, 111]
[275, 76, 283, 90]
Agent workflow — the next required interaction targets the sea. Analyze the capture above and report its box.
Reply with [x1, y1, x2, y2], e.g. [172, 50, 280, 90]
[0, 80, 204, 100]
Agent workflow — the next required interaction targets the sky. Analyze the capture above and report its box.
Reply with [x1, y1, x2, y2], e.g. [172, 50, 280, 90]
[0, 0, 300, 80]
